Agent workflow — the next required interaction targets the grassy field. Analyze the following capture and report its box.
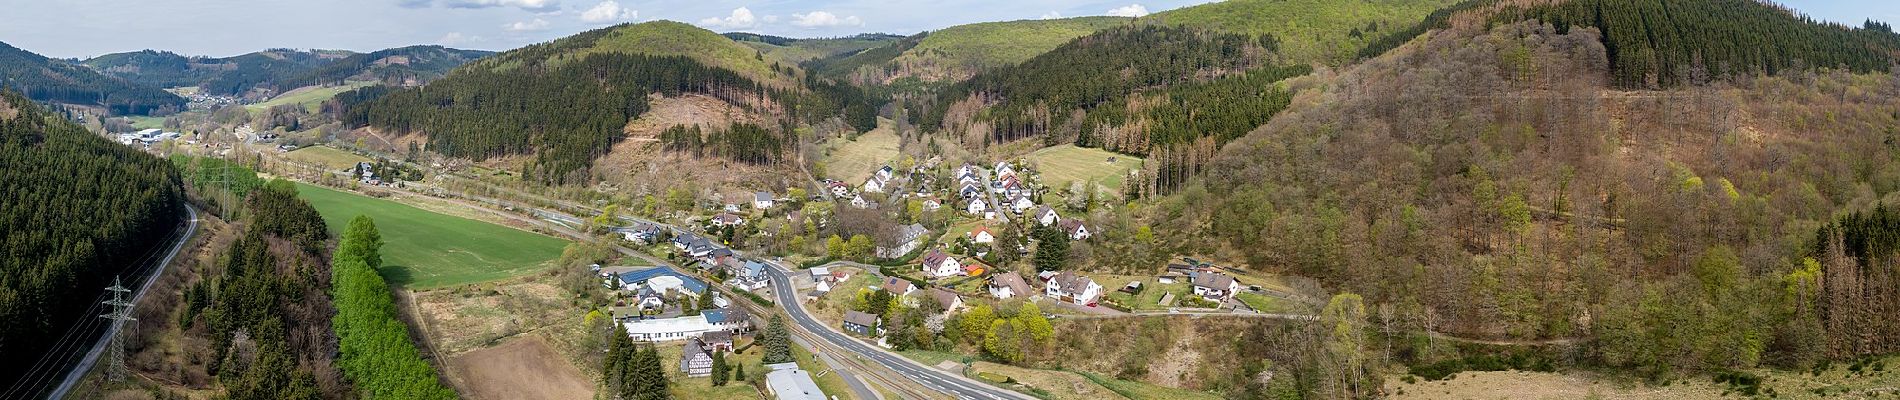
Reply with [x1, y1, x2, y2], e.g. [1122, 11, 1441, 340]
[822, 119, 901, 184]
[1098, 274, 1191, 311]
[281, 145, 373, 170]
[295, 183, 567, 288]
[1027, 145, 1143, 198]
[575, 21, 791, 87]
[1147, 0, 1458, 65]
[1075, 371, 1224, 400]
[248, 81, 376, 113]
[126, 115, 166, 130]
[791, 342, 857, 399]
[899, 16, 1128, 73]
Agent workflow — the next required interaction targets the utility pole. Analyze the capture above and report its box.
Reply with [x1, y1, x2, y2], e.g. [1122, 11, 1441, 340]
[100, 276, 136, 382]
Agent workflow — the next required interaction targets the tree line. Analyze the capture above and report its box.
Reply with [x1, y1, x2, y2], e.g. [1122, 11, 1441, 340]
[0, 42, 185, 115]
[657, 122, 786, 165]
[331, 216, 457, 399]
[195, 181, 341, 399]
[0, 89, 183, 392]
[1492, 0, 1900, 88]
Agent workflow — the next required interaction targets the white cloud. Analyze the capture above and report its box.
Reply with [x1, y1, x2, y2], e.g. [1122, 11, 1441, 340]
[790, 11, 862, 28]
[1039, 11, 1063, 20]
[502, 18, 551, 32]
[698, 7, 761, 30]
[437, 32, 484, 46]
[441, 0, 561, 12]
[1105, 4, 1149, 17]
[578, 1, 636, 23]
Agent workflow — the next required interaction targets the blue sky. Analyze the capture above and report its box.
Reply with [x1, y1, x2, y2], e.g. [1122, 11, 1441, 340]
[0, 0, 1892, 59]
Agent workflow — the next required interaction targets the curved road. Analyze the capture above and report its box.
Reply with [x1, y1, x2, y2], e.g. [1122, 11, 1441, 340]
[762, 261, 1034, 400]
[46, 203, 201, 400]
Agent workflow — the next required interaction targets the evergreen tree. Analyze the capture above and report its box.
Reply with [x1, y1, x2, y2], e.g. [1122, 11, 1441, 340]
[762, 316, 794, 364]
[710, 350, 729, 386]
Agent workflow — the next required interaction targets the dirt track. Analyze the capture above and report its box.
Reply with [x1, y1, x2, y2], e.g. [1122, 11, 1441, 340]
[448, 335, 595, 400]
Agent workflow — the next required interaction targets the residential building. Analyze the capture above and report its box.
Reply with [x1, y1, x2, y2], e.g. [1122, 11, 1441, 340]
[679, 341, 713, 377]
[829, 181, 851, 198]
[700, 330, 735, 352]
[842, 311, 880, 336]
[993, 161, 1016, 178]
[989, 273, 1033, 299]
[877, 224, 929, 258]
[623, 314, 722, 342]
[920, 248, 961, 278]
[753, 192, 776, 209]
[1046, 271, 1103, 305]
[926, 288, 964, 312]
[875, 165, 895, 181]
[850, 194, 873, 209]
[880, 277, 916, 296]
[965, 198, 987, 216]
[1035, 205, 1060, 227]
[1060, 219, 1092, 241]
[1007, 193, 1035, 214]
[970, 226, 996, 244]
[712, 213, 746, 227]
[1192, 272, 1241, 301]
[862, 176, 887, 193]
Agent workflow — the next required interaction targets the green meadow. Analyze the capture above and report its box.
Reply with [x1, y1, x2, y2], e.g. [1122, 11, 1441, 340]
[296, 183, 567, 288]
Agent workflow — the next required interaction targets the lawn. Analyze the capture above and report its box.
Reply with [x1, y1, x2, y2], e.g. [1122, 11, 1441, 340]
[295, 183, 568, 288]
[281, 145, 373, 171]
[1027, 145, 1144, 198]
[1236, 292, 1292, 313]
[822, 119, 901, 184]
[658, 337, 765, 399]
[125, 115, 167, 130]
[1097, 274, 1191, 311]
[248, 81, 376, 113]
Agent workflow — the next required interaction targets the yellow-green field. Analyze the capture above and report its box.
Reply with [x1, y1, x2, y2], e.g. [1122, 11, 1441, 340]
[126, 115, 166, 130]
[295, 183, 568, 288]
[248, 81, 376, 113]
[822, 119, 901, 184]
[281, 145, 374, 170]
[1027, 145, 1143, 195]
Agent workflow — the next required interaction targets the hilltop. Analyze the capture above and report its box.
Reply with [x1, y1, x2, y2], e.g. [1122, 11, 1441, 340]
[725, 33, 901, 64]
[1145, 0, 1461, 65]
[0, 41, 183, 115]
[463, 20, 799, 88]
[833, 16, 1128, 84]
[286, 45, 492, 87]
[83, 48, 352, 97]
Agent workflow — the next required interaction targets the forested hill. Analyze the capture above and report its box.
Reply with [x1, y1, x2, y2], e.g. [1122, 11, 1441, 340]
[1144, 0, 1460, 65]
[337, 21, 886, 185]
[724, 33, 901, 64]
[286, 45, 492, 87]
[85, 46, 490, 96]
[458, 20, 800, 88]
[1481, 0, 1900, 88]
[83, 48, 350, 96]
[0, 89, 182, 392]
[0, 41, 184, 115]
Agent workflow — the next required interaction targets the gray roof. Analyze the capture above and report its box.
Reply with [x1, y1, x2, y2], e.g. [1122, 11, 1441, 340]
[927, 288, 961, 310]
[701, 330, 732, 345]
[1192, 272, 1236, 290]
[922, 248, 950, 268]
[881, 277, 915, 294]
[1050, 271, 1095, 292]
[755, 192, 773, 201]
[843, 310, 880, 327]
[991, 273, 1031, 295]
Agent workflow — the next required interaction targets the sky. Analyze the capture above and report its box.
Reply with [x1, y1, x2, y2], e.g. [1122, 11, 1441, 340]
[0, 0, 1894, 59]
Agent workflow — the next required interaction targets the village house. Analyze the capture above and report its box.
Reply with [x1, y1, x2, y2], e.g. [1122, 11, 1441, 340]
[993, 161, 1016, 179]
[921, 197, 943, 212]
[1007, 193, 1035, 214]
[699, 330, 735, 352]
[679, 341, 713, 377]
[970, 226, 996, 244]
[989, 273, 1033, 299]
[621, 223, 665, 244]
[728, 260, 770, 291]
[959, 182, 985, 199]
[705, 307, 750, 333]
[965, 198, 988, 217]
[926, 288, 964, 313]
[1035, 205, 1061, 227]
[753, 192, 776, 209]
[711, 213, 746, 227]
[862, 175, 888, 193]
[880, 277, 916, 296]
[1061, 219, 1092, 241]
[1192, 272, 1241, 301]
[877, 224, 929, 258]
[875, 165, 895, 181]
[842, 310, 880, 336]
[920, 248, 961, 278]
[1046, 271, 1103, 305]
[829, 181, 851, 198]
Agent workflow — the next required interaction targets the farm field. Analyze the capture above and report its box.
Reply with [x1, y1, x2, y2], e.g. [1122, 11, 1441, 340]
[1026, 145, 1143, 198]
[248, 81, 375, 113]
[281, 145, 373, 170]
[449, 335, 595, 400]
[126, 115, 166, 130]
[295, 183, 567, 288]
[822, 118, 901, 184]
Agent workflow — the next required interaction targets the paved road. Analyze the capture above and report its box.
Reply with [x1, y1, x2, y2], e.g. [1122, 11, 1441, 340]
[46, 203, 202, 400]
[763, 262, 1034, 400]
